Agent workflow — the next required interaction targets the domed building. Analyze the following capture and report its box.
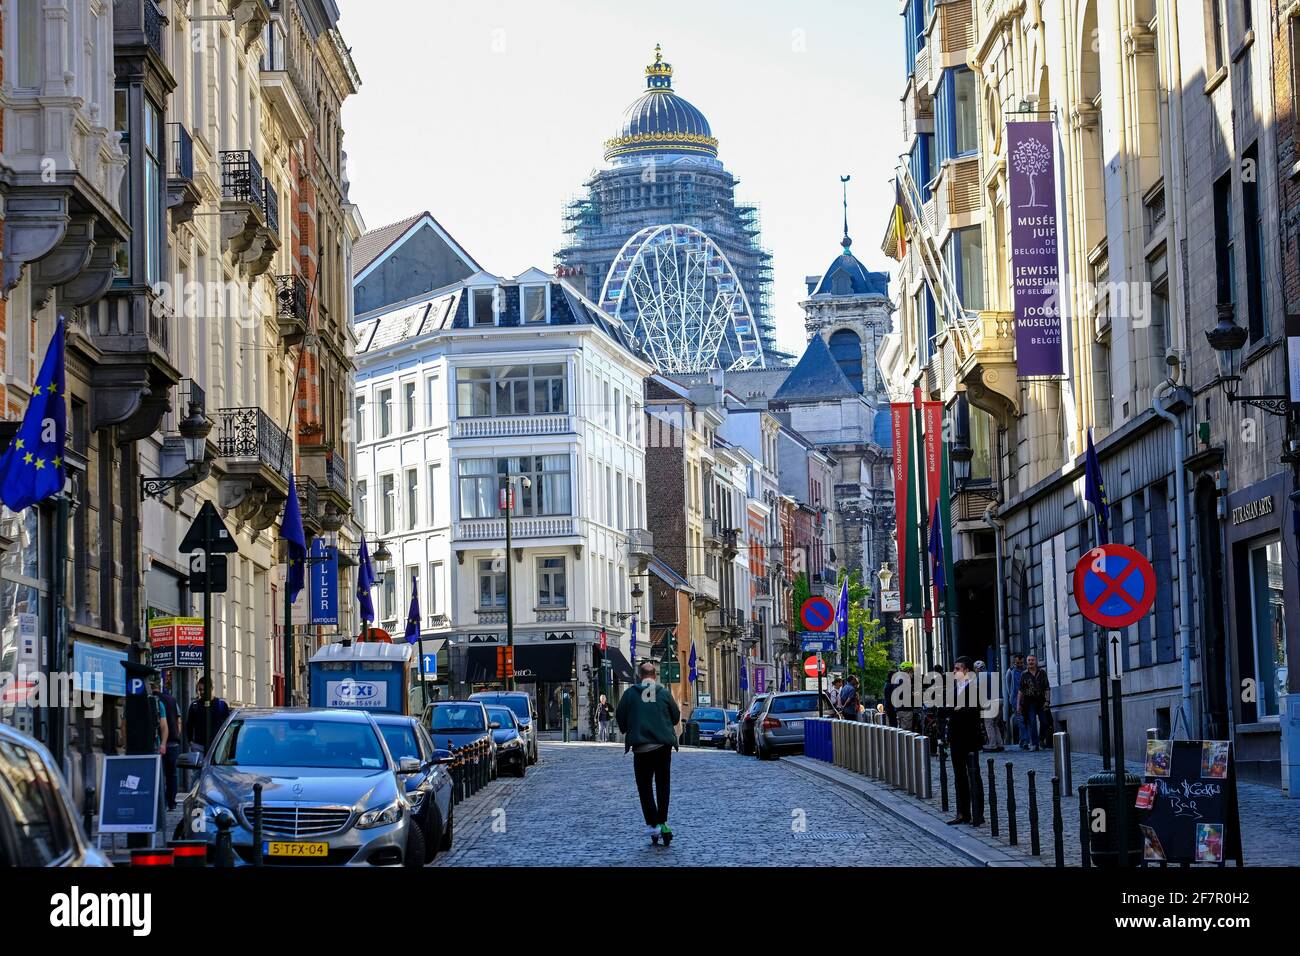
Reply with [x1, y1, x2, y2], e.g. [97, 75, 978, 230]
[556, 46, 782, 364]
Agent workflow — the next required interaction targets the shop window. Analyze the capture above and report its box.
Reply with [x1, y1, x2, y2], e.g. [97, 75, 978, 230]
[1247, 539, 1287, 717]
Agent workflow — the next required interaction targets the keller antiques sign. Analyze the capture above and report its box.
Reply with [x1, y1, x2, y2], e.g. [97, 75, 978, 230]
[309, 538, 339, 625]
[1230, 495, 1273, 525]
[1138, 739, 1242, 865]
[1007, 120, 1065, 377]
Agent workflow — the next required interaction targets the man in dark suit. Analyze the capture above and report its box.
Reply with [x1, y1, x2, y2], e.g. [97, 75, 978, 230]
[947, 656, 984, 826]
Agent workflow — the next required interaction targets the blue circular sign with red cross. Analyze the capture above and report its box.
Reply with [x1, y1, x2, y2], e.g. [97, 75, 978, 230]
[1073, 544, 1157, 629]
[800, 596, 835, 632]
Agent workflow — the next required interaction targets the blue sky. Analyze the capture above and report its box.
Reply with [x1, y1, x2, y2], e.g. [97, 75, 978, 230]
[339, 0, 903, 356]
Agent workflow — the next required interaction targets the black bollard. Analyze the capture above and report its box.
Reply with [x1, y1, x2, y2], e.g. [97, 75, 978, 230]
[83, 787, 95, 838]
[1028, 769, 1041, 856]
[251, 782, 264, 867]
[1078, 785, 1091, 867]
[938, 742, 949, 813]
[213, 810, 235, 868]
[1006, 763, 1018, 846]
[1052, 776, 1065, 867]
[987, 758, 999, 838]
[968, 753, 985, 825]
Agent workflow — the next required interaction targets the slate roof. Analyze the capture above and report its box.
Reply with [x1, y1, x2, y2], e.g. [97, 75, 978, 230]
[352, 211, 482, 278]
[810, 246, 890, 297]
[771, 334, 861, 403]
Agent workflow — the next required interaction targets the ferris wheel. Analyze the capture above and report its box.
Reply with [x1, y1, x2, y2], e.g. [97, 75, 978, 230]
[599, 224, 765, 372]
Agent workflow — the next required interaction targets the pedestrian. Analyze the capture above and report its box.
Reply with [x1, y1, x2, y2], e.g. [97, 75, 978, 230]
[1017, 654, 1050, 751]
[838, 675, 861, 721]
[1004, 653, 1027, 748]
[596, 693, 613, 742]
[185, 676, 231, 753]
[615, 661, 681, 846]
[947, 656, 984, 826]
[881, 669, 899, 726]
[153, 676, 182, 810]
[894, 662, 917, 731]
[828, 676, 845, 717]
[974, 661, 1003, 752]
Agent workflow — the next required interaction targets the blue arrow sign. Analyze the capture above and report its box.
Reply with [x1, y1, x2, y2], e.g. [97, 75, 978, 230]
[421, 653, 438, 679]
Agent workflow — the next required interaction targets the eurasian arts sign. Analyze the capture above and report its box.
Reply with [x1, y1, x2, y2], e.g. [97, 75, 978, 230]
[1008, 120, 1065, 377]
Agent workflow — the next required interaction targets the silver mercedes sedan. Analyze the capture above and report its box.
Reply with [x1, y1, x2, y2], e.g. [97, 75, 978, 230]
[178, 708, 428, 866]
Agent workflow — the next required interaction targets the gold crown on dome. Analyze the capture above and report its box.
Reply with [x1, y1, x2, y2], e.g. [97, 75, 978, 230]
[645, 43, 673, 79]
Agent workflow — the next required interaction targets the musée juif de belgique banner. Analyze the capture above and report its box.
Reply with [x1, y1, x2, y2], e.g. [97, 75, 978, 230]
[1008, 120, 1064, 377]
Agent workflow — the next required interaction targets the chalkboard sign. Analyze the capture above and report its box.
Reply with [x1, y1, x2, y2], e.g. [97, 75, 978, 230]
[97, 755, 162, 835]
[1138, 739, 1242, 866]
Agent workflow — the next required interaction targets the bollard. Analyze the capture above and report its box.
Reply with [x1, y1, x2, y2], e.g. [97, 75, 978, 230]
[1028, 769, 1041, 856]
[834, 721, 844, 768]
[1053, 731, 1073, 795]
[884, 728, 894, 784]
[968, 752, 985, 825]
[83, 787, 95, 838]
[905, 733, 917, 794]
[1006, 763, 1018, 846]
[1052, 776, 1065, 868]
[251, 782, 264, 867]
[131, 848, 174, 867]
[868, 723, 877, 777]
[987, 757, 999, 838]
[938, 742, 949, 813]
[919, 735, 932, 799]
[1078, 785, 1091, 867]
[213, 810, 236, 868]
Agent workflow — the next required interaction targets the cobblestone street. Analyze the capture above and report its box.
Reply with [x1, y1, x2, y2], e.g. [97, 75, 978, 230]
[435, 742, 977, 867]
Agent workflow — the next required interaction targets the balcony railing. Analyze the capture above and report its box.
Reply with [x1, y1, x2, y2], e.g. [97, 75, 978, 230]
[627, 528, 654, 559]
[754, 577, 771, 597]
[216, 407, 292, 477]
[168, 123, 194, 181]
[294, 475, 320, 523]
[536, 608, 568, 623]
[263, 179, 279, 234]
[689, 573, 720, 605]
[475, 609, 506, 625]
[454, 516, 577, 541]
[143, 0, 164, 57]
[720, 527, 739, 553]
[452, 414, 573, 439]
[324, 451, 348, 499]
[220, 150, 265, 209]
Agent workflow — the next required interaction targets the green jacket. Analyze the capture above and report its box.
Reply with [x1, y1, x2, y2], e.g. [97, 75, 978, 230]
[615, 681, 681, 753]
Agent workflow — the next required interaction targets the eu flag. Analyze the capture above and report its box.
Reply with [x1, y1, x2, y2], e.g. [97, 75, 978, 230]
[629, 614, 637, 664]
[857, 623, 865, 670]
[1084, 428, 1110, 545]
[739, 658, 748, 692]
[835, 575, 849, 642]
[0, 320, 66, 511]
[356, 534, 376, 627]
[687, 643, 697, 684]
[404, 573, 421, 643]
[928, 510, 946, 596]
[280, 478, 307, 604]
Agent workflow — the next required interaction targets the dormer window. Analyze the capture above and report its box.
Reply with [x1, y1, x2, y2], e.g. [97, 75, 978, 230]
[523, 284, 550, 324]
[471, 287, 496, 326]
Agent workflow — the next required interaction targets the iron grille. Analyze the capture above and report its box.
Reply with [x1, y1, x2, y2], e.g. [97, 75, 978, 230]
[246, 804, 352, 837]
[215, 407, 291, 476]
[275, 274, 309, 324]
[220, 150, 265, 208]
[168, 123, 194, 180]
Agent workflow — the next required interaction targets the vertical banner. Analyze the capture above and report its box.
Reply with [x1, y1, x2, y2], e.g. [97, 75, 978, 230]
[1008, 120, 1065, 376]
[1287, 312, 1300, 408]
[309, 538, 339, 626]
[922, 403, 956, 614]
[892, 403, 925, 618]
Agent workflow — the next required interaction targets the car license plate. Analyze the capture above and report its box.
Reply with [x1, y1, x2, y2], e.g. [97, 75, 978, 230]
[786, 719, 803, 728]
[264, 841, 328, 858]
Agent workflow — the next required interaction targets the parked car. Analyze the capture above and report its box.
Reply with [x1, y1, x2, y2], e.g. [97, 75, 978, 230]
[721, 714, 739, 751]
[753, 691, 836, 760]
[372, 714, 453, 862]
[735, 694, 769, 756]
[178, 708, 428, 866]
[423, 700, 498, 779]
[691, 707, 730, 746]
[0, 723, 111, 867]
[469, 691, 539, 764]
[485, 706, 528, 777]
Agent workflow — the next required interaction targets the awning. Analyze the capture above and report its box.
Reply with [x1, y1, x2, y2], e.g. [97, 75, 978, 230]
[465, 643, 577, 683]
[599, 646, 635, 683]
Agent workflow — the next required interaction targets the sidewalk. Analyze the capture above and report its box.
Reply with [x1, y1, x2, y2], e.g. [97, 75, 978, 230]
[793, 739, 1300, 867]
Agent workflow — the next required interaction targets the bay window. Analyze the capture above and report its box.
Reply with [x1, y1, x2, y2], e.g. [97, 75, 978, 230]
[457, 455, 572, 519]
[455, 364, 567, 418]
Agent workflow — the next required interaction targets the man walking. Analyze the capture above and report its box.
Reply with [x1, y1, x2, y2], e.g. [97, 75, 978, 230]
[1004, 653, 1026, 748]
[153, 676, 182, 810]
[185, 676, 231, 753]
[828, 676, 845, 717]
[1017, 654, 1050, 751]
[894, 662, 917, 731]
[838, 675, 861, 721]
[615, 661, 681, 846]
[947, 657, 984, 826]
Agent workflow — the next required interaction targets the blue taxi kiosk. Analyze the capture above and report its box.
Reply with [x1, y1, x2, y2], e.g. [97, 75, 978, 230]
[308, 641, 414, 715]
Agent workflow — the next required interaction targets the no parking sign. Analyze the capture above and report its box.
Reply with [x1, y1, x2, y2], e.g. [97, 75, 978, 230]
[1073, 544, 1156, 628]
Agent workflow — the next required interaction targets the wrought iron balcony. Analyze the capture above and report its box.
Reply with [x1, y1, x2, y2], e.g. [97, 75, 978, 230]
[263, 178, 279, 235]
[275, 273, 309, 347]
[221, 150, 265, 207]
[689, 573, 720, 609]
[720, 527, 739, 555]
[627, 528, 654, 561]
[216, 407, 292, 477]
[294, 475, 321, 530]
[166, 123, 200, 225]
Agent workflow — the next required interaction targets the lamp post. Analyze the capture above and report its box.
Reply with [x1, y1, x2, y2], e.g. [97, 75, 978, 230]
[503, 475, 532, 692]
[1205, 304, 1290, 416]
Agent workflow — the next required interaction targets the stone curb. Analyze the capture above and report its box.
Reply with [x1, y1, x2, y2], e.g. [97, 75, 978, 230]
[785, 755, 1040, 867]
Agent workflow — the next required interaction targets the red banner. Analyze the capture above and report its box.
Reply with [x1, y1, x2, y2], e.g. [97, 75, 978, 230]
[891, 403, 914, 606]
[922, 402, 944, 514]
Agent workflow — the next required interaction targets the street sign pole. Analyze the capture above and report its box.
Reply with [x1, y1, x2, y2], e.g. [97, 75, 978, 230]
[202, 554, 212, 745]
[284, 563, 294, 706]
[817, 650, 824, 718]
[1111, 631, 1128, 865]
[504, 485, 514, 693]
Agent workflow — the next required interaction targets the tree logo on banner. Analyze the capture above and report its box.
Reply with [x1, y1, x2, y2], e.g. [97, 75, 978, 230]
[1012, 137, 1051, 208]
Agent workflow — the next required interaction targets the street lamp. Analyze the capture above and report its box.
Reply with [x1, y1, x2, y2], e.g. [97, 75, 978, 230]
[1205, 303, 1289, 416]
[950, 440, 973, 491]
[504, 475, 532, 691]
[372, 539, 393, 573]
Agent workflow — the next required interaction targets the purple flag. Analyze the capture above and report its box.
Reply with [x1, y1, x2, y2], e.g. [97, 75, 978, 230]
[1008, 120, 1064, 376]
